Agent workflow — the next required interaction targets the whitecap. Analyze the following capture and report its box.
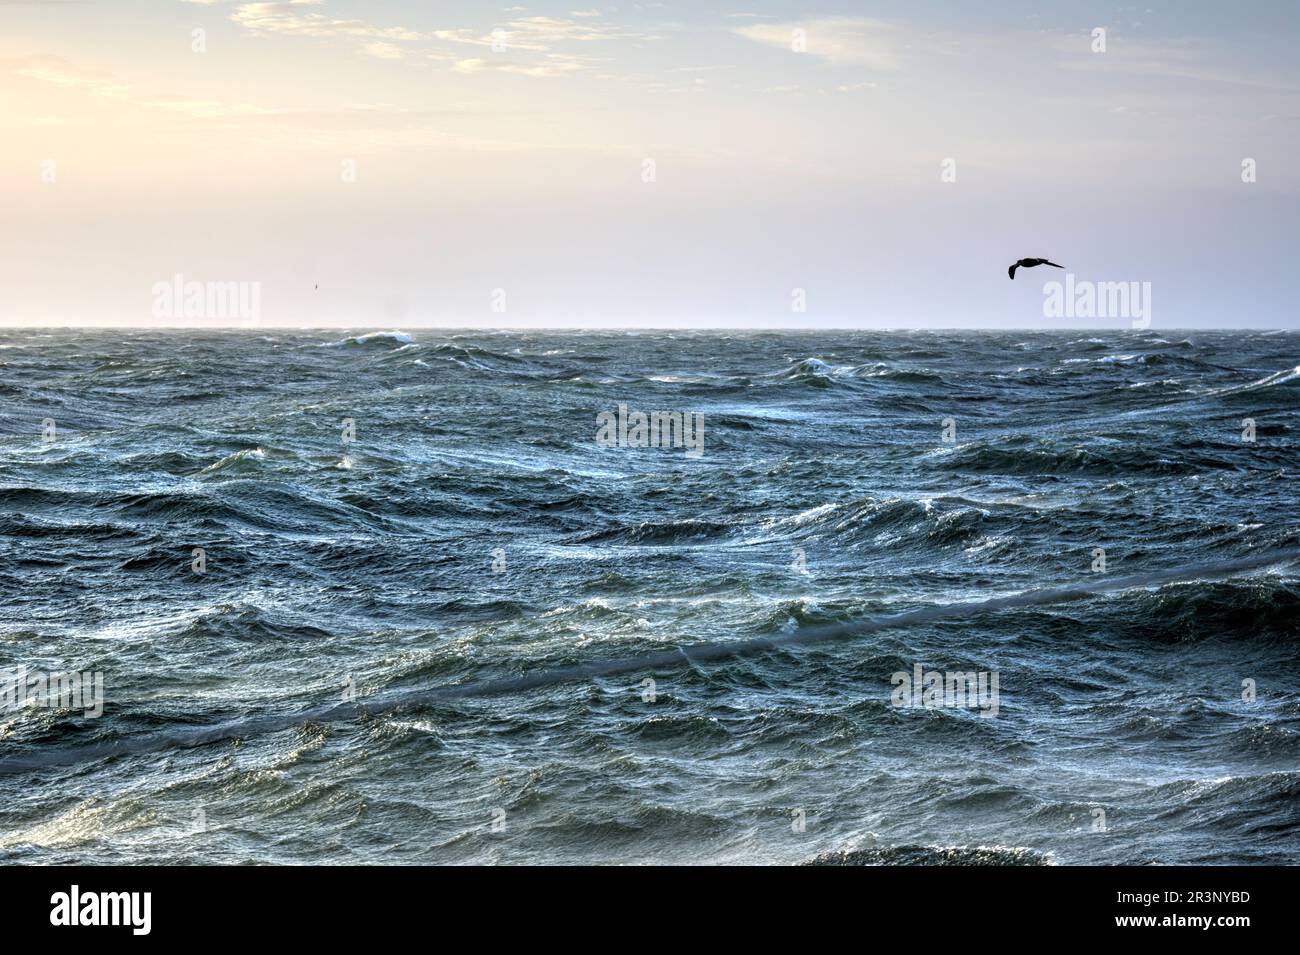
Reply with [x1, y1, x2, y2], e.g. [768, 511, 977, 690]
[319, 330, 413, 348]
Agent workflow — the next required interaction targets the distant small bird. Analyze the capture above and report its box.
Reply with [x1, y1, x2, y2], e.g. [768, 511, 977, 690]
[1008, 258, 1064, 280]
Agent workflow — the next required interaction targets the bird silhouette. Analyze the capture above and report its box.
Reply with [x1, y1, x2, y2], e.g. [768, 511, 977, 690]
[1008, 258, 1064, 280]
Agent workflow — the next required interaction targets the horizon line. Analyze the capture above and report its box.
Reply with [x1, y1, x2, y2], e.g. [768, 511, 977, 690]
[0, 325, 1282, 334]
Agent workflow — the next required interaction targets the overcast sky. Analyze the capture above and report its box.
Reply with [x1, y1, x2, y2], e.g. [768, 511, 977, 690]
[2, 1, 1297, 327]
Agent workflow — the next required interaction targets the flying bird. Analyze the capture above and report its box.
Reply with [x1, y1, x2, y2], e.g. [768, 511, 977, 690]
[1008, 258, 1064, 280]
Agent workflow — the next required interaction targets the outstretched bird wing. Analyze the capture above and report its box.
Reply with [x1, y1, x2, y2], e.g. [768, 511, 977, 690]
[1044, 260, 1064, 268]
[1008, 263, 1018, 280]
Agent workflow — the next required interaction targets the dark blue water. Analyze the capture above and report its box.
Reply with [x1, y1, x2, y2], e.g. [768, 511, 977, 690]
[1, 328, 1298, 864]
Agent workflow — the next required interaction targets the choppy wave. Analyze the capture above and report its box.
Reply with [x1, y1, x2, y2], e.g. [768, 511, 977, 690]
[320, 330, 414, 348]
[804, 845, 1053, 866]
[1, 328, 1298, 865]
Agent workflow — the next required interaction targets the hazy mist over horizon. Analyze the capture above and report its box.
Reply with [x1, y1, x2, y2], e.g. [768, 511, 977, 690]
[3, 0, 1298, 329]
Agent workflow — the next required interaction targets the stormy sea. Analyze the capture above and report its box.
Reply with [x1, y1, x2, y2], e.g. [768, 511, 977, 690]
[1, 328, 1298, 865]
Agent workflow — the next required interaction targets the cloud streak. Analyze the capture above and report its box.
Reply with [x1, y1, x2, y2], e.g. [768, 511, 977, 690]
[734, 17, 904, 69]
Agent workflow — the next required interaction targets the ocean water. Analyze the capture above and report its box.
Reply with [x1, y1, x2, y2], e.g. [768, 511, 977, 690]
[1, 328, 1298, 865]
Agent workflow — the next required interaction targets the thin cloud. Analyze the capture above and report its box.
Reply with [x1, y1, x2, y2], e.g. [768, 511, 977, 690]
[230, 2, 423, 41]
[227, 3, 659, 73]
[361, 41, 405, 60]
[1049, 33, 1299, 92]
[734, 17, 904, 69]
[453, 57, 587, 77]
[8, 54, 279, 118]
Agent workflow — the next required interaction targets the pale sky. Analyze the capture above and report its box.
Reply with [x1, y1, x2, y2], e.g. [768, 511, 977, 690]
[2, 1, 1297, 327]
